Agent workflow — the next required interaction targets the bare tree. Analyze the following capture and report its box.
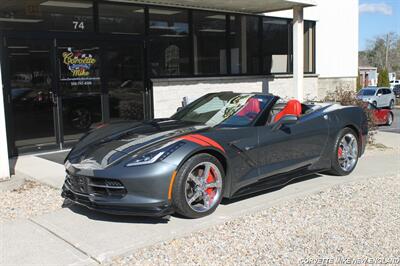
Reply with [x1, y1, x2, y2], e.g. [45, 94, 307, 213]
[360, 33, 400, 74]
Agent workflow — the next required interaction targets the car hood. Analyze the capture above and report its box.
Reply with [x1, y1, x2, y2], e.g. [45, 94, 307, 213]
[66, 119, 208, 169]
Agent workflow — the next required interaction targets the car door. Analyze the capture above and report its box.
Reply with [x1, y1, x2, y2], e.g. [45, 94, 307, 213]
[376, 89, 383, 107]
[385, 88, 394, 106]
[255, 110, 329, 184]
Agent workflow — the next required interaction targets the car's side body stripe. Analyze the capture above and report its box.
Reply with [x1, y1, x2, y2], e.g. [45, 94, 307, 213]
[177, 134, 225, 153]
[178, 135, 210, 147]
[190, 134, 225, 153]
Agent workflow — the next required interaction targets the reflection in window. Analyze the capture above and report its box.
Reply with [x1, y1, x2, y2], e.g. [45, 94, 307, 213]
[230, 15, 260, 74]
[193, 11, 227, 75]
[262, 18, 290, 74]
[304, 21, 315, 73]
[103, 46, 144, 121]
[99, 4, 144, 35]
[149, 8, 190, 77]
[0, 0, 93, 32]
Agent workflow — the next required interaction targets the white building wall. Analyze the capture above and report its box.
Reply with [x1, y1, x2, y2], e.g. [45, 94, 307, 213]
[0, 65, 10, 180]
[266, 0, 359, 91]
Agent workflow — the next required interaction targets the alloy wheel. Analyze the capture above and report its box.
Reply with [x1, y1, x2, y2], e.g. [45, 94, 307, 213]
[184, 162, 223, 213]
[388, 113, 393, 126]
[337, 133, 358, 172]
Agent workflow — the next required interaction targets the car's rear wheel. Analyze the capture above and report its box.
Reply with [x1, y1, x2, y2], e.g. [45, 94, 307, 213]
[387, 112, 394, 126]
[328, 128, 359, 176]
[172, 153, 224, 219]
[389, 99, 394, 109]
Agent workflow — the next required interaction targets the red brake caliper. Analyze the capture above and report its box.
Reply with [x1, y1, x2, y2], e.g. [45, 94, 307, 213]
[205, 168, 216, 199]
[338, 146, 343, 158]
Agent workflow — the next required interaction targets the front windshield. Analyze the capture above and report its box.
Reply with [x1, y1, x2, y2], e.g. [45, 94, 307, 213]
[171, 93, 272, 126]
[358, 89, 376, 96]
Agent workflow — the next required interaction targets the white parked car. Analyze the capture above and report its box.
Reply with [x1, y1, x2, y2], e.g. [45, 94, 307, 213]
[390, 80, 400, 89]
[357, 87, 396, 109]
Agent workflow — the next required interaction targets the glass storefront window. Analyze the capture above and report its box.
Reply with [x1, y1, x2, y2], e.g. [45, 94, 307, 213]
[98, 3, 145, 35]
[149, 8, 188, 36]
[193, 11, 227, 75]
[262, 18, 290, 74]
[149, 8, 190, 77]
[103, 44, 145, 121]
[304, 21, 315, 73]
[0, 0, 93, 32]
[229, 15, 260, 74]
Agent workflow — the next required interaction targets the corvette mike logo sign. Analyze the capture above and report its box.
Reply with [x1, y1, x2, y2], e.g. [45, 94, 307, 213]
[59, 47, 100, 85]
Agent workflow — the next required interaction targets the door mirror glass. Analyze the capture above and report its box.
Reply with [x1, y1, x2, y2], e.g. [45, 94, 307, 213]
[272, 115, 298, 131]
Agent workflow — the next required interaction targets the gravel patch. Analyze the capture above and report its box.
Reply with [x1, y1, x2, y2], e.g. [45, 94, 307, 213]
[111, 175, 400, 265]
[0, 180, 63, 223]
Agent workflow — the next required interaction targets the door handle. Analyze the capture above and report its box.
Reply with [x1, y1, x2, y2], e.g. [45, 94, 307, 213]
[50, 91, 57, 104]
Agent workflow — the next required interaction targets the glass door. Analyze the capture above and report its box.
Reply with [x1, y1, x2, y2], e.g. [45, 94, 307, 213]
[7, 39, 58, 152]
[56, 41, 103, 144]
[103, 42, 146, 122]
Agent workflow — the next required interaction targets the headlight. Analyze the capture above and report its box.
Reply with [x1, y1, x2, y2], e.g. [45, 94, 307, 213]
[125, 141, 185, 167]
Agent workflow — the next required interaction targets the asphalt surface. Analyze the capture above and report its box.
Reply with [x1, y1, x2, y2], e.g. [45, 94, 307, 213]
[379, 108, 400, 134]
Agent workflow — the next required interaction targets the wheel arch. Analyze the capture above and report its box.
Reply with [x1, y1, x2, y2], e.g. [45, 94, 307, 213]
[177, 147, 231, 197]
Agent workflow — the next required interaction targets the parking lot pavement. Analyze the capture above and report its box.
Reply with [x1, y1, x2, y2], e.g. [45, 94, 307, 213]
[2, 132, 399, 265]
[379, 108, 400, 134]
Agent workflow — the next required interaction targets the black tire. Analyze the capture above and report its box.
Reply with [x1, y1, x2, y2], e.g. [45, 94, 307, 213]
[389, 99, 394, 109]
[327, 127, 359, 176]
[172, 153, 225, 219]
[387, 112, 394, 126]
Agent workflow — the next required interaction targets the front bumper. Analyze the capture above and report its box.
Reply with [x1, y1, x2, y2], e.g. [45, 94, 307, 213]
[62, 185, 173, 216]
[61, 160, 178, 217]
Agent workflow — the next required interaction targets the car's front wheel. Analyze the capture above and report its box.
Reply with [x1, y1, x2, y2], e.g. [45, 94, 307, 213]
[172, 153, 224, 219]
[387, 112, 394, 126]
[328, 128, 359, 176]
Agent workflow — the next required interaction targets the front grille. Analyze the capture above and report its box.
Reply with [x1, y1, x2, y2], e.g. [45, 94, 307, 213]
[66, 172, 127, 198]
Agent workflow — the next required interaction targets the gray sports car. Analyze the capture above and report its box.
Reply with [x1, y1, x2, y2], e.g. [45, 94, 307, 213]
[62, 92, 368, 218]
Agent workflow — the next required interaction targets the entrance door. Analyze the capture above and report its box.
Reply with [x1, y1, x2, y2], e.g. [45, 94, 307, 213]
[5, 36, 147, 155]
[7, 39, 58, 153]
[56, 41, 103, 145]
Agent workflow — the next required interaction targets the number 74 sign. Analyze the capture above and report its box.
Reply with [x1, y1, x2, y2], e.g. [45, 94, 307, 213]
[72, 21, 85, 30]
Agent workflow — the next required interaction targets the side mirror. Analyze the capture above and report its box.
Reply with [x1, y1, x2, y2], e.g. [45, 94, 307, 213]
[176, 106, 183, 112]
[377, 93, 382, 97]
[272, 115, 298, 131]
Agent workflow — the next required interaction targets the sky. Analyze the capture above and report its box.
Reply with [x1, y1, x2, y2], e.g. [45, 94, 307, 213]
[359, 0, 400, 51]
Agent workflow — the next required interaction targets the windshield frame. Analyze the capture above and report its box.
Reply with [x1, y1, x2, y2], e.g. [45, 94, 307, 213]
[171, 92, 274, 127]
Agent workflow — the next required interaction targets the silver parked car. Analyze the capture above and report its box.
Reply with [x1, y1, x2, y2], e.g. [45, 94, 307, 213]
[357, 87, 395, 109]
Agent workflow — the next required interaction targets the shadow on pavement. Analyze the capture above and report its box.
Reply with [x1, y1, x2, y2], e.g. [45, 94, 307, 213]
[221, 173, 322, 205]
[63, 201, 170, 224]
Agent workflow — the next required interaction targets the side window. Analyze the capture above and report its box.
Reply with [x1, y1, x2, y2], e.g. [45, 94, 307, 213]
[377, 89, 382, 95]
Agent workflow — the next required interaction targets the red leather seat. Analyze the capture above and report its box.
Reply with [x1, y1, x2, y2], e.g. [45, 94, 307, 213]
[237, 98, 261, 117]
[273, 99, 302, 122]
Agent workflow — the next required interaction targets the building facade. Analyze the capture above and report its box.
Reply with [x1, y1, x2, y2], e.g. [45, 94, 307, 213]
[0, 0, 358, 179]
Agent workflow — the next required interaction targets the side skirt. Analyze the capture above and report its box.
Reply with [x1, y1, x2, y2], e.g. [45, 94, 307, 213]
[230, 166, 328, 199]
